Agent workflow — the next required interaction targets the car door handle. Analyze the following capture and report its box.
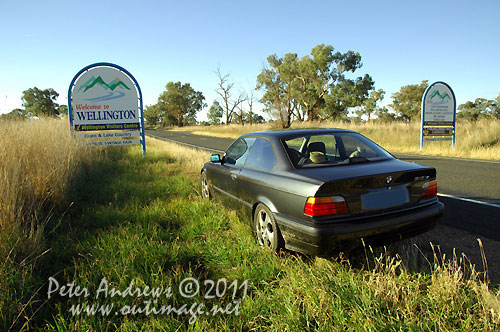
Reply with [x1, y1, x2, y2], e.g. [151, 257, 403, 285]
[231, 174, 238, 180]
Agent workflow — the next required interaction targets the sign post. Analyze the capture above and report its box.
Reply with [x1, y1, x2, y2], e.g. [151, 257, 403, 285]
[68, 63, 146, 156]
[420, 81, 456, 150]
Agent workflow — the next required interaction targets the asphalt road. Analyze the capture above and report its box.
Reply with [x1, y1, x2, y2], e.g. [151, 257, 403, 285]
[146, 128, 500, 241]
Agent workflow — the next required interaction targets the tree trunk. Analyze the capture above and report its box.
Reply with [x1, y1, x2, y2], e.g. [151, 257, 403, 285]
[307, 108, 314, 121]
[284, 115, 291, 128]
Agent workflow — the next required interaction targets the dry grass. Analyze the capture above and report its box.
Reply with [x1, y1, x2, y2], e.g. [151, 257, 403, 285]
[146, 136, 211, 176]
[0, 117, 95, 256]
[182, 119, 500, 160]
[0, 117, 101, 331]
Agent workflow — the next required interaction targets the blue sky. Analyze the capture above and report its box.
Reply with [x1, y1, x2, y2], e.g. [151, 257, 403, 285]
[1, 0, 499, 120]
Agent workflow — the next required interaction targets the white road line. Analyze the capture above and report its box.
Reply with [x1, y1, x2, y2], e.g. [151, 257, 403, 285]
[438, 193, 500, 209]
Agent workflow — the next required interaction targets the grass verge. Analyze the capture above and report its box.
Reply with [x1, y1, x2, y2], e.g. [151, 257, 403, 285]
[1, 128, 499, 331]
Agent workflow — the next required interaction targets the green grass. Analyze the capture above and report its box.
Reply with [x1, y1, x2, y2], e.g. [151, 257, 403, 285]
[2, 142, 500, 331]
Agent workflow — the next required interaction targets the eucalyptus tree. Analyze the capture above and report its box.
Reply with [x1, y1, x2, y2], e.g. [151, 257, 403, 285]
[358, 89, 385, 121]
[257, 44, 374, 127]
[157, 82, 205, 127]
[22, 87, 60, 117]
[207, 100, 224, 125]
[390, 80, 429, 122]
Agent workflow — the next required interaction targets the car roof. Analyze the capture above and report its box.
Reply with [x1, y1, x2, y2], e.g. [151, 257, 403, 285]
[240, 128, 355, 139]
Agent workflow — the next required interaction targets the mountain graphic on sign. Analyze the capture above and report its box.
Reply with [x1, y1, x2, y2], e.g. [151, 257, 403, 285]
[429, 90, 451, 101]
[108, 80, 130, 91]
[82, 76, 131, 93]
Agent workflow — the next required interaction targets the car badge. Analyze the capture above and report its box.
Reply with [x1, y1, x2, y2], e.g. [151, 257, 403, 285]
[386, 176, 393, 184]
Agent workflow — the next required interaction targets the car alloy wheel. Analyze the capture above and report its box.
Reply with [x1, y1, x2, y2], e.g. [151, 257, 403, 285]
[200, 171, 211, 199]
[254, 204, 284, 252]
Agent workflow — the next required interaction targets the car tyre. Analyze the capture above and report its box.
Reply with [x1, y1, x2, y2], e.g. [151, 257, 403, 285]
[254, 204, 284, 252]
[200, 171, 212, 200]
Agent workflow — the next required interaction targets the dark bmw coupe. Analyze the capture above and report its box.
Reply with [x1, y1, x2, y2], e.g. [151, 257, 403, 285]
[200, 129, 444, 255]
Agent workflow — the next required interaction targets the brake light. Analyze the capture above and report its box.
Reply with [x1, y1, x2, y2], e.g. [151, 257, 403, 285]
[420, 180, 437, 200]
[304, 196, 348, 217]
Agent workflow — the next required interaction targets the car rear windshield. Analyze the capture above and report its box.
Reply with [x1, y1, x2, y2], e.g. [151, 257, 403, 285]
[282, 132, 394, 168]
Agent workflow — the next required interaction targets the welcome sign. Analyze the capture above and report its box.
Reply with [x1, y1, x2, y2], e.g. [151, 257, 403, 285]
[420, 81, 456, 149]
[68, 63, 146, 155]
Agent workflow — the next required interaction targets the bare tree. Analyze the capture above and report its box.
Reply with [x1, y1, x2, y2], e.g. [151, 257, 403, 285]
[246, 83, 255, 125]
[215, 66, 246, 124]
[235, 102, 246, 125]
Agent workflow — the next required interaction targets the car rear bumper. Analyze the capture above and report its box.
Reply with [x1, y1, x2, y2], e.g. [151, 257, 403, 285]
[274, 200, 444, 255]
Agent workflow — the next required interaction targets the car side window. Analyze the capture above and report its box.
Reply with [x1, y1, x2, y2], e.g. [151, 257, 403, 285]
[285, 137, 305, 151]
[225, 137, 256, 166]
[245, 138, 276, 171]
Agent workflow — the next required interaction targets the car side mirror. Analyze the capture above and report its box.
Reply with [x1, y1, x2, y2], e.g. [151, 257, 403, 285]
[210, 154, 221, 163]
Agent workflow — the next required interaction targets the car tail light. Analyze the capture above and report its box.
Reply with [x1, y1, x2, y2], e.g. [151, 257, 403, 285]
[304, 196, 348, 217]
[420, 180, 437, 200]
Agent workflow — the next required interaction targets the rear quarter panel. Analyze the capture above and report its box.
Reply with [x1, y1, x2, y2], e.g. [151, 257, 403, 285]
[237, 168, 322, 224]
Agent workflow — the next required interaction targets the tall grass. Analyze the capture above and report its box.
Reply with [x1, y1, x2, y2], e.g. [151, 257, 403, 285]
[146, 137, 210, 177]
[183, 119, 500, 160]
[0, 117, 96, 329]
[1, 119, 73, 219]
[0, 118, 93, 238]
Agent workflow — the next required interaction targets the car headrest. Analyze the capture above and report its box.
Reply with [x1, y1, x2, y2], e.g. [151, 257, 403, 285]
[308, 142, 326, 154]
